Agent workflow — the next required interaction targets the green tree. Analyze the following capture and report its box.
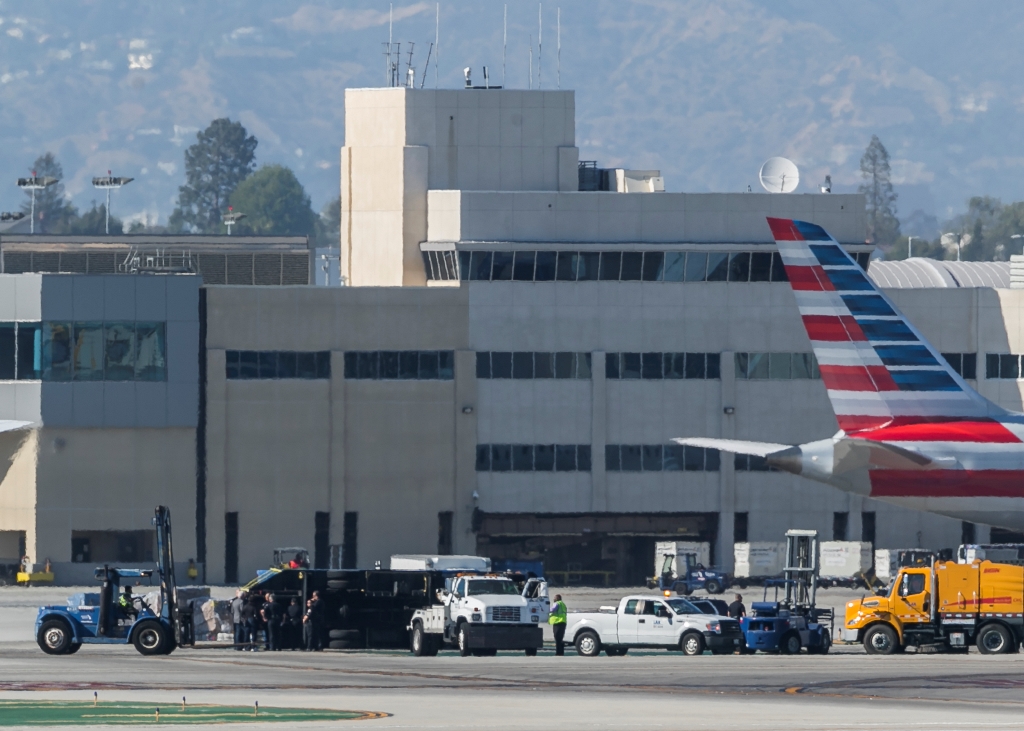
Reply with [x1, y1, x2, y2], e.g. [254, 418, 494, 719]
[68, 202, 122, 235]
[859, 135, 900, 248]
[314, 196, 341, 248]
[228, 165, 317, 236]
[19, 153, 77, 233]
[169, 119, 257, 233]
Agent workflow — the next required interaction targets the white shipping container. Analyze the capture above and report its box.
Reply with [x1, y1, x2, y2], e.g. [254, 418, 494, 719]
[654, 541, 711, 577]
[390, 555, 492, 572]
[818, 541, 873, 578]
[734, 542, 786, 578]
[874, 549, 898, 581]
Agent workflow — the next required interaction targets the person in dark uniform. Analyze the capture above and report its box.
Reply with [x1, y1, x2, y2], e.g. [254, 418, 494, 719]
[728, 594, 746, 618]
[286, 597, 302, 650]
[262, 593, 283, 651]
[306, 591, 324, 651]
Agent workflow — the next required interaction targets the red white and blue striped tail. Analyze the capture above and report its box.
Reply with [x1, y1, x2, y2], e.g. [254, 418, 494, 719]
[767, 217, 1007, 434]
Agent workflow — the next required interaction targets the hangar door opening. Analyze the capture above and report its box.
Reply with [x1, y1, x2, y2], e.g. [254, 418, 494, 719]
[476, 512, 719, 587]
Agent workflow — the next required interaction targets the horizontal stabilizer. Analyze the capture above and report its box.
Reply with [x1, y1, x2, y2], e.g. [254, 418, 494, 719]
[672, 437, 790, 457]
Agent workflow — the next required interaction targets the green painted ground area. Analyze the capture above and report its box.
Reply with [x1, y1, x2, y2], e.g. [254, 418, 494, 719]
[0, 700, 383, 726]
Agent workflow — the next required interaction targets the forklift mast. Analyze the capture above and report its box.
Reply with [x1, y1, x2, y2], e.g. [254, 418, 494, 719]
[783, 530, 819, 611]
[153, 506, 189, 645]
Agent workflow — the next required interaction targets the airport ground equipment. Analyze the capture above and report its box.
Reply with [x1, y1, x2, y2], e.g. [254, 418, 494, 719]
[874, 549, 940, 583]
[273, 547, 309, 569]
[566, 594, 743, 657]
[648, 541, 729, 595]
[34, 506, 192, 656]
[733, 542, 785, 587]
[739, 530, 833, 654]
[817, 541, 873, 588]
[842, 559, 1024, 655]
[958, 544, 1024, 567]
[408, 574, 546, 656]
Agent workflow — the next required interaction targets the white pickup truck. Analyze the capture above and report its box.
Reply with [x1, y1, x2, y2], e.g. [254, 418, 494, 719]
[565, 595, 744, 657]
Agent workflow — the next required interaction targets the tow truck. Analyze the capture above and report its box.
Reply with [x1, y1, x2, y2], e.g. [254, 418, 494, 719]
[739, 530, 833, 654]
[408, 574, 547, 656]
[34, 506, 192, 656]
[648, 550, 729, 596]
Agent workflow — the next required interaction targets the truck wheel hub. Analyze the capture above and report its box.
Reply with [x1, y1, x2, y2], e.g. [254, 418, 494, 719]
[44, 629, 64, 648]
[579, 636, 596, 654]
[139, 629, 160, 649]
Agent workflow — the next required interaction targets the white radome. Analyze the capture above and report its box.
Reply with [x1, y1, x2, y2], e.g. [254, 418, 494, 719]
[759, 157, 800, 193]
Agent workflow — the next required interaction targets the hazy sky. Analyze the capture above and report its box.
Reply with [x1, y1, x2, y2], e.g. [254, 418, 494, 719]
[1, 1, 1023, 227]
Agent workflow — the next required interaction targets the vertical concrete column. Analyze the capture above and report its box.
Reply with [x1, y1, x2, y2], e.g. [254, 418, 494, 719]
[453, 350, 479, 554]
[204, 349, 228, 584]
[328, 352, 346, 555]
[848, 495, 864, 542]
[718, 351, 736, 572]
[590, 351, 607, 512]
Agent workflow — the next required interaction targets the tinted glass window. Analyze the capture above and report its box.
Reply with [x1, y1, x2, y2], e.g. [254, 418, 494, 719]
[16, 323, 40, 380]
[599, 252, 621, 281]
[622, 353, 641, 379]
[400, 351, 419, 379]
[240, 351, 258, 379]
[470, 251, 492, 280]
[0, 326, 13, 380]
[555, 352, 575, 379]
[380, 351, 400, 379]
[258, 351, 278, 379]
[663, 252, 686, 281]
[534, 444, 555, 471]
[491, 352, 512, 378]
[685, 353, 705, 379]
[73, 323, 104, 381]
[278, 351, 298, 379]
[728, 252, 751, 282]
[555, 445, 576, 471]
[555, 252, 578, 281]
[418, 351, 439, 379]
[475, 445, 491, 471]
[706, 253, 729, 281]
[664, 353, 684, 379]
[606, 353, 620, 379]
[512, 444, 534, 471]
[962, 353, 977, 380]
[641, 352, 662, 379]
[438, 351, 454, 379]
[577, 445, 592, 471]
[458, 251, 471, 280]
[620, 252, 643, 281]
[492, 251, 514, 280]
[664, 445, 684, 471]
[684, 445, 705, 471]
[642, 252, 664, 281]
[512, 251, 536, 281]
[605, 445, 621, 471]
[535, 251, 557, 281]
[103, 323, 134, 381]
[642, 444, 663, 471]
[621, 445, 642, 471]
[750, 252, 772, 281]
[476, 352, 491, 378]
[512, 352, 534, 379]
[683, 252, 707, 282]
[357, 351, 379, 379]
[770, 252, 788, 282]
[706, 354, 721, 379]
[578, 252, 601, 281]
[769, 352, 791, 379]
[577, 353, 593, 379]
[491, 444, 512, 471]
[534, 352, 554, 378]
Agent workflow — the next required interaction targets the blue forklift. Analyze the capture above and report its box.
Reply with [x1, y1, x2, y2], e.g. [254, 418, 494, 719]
[34, 506, 192, 656]
[739, 530, 833, 654]
[648, 550, 730, 595]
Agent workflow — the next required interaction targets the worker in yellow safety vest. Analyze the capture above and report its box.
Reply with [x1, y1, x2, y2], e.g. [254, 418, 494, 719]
[549, 594, 568, 656]
[118, 586, 138, 620]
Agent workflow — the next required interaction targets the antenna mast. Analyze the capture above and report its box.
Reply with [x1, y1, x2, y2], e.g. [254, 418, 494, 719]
[405, 43, 415, 87]
[538, 3, 542, 89]
[420, 42, 433, 88]
[389, 4, 394, 85]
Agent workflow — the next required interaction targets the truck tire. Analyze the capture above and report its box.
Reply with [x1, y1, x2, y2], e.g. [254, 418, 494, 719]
[676, 584, 692, 596]
[411, 624, 430, 657]
[705, 580, 722, 595]
[780, 632, 802, 655]
[524, 647, 538, 656]
[863, 624, 899, 655]
[574, 630, 601, 657]
[808, 632, 831, 655]
[327, 580, 351, 590]
[326, 570, 347, 579]
[605, 647, 627, 656]
[37, 619, 73, 655]
[66, 642, 82, 655]
[457, 623, 471, 657]
[328, 640, 357, 650]
[680, 632, 705, 656]
[329, 629, 361, 641]
[977, 623, 1013, 655]
[132, 620, 167, 656]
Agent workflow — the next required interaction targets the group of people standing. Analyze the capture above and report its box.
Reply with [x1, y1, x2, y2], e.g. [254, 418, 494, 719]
[230, 589, 324, 651]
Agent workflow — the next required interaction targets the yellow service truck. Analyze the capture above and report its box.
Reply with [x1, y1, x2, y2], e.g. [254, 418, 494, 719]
[843, 560, 1024, 655]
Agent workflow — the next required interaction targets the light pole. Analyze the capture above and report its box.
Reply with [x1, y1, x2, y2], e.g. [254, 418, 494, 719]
[222, 207, 245, 235]
[941, 232, 963, 261]
[907, 236, 916, 259]
[16, 172, 58, 234]
[91, 172, 134, 234]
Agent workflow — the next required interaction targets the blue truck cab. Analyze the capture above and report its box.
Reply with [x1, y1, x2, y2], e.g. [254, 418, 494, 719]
[739, 579, 832, 654]
[34, 506, 189, 656]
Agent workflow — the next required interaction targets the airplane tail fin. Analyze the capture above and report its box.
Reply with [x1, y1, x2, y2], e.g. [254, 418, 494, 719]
[767, 217, 1006, 434]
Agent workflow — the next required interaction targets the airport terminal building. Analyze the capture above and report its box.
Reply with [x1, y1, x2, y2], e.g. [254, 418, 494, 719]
[2, 86, 1023, 585]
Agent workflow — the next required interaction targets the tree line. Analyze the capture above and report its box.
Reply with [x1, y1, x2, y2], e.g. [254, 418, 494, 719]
[17, 118, 340, 246]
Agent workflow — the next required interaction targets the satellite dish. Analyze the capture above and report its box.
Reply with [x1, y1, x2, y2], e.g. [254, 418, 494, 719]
[759, 157, 800, 193]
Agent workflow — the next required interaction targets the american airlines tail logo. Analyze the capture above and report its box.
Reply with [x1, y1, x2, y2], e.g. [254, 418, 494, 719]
[675, 218, 1024, 531]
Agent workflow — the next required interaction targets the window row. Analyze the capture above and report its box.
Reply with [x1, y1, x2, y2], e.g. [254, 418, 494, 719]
[735, 353, 820, 380]
[986, 354, 1024, 380]
[343, 351, 455, 380]
[0, 321, 167, 382]
[734, 453, 777, 471]
[475, 444, 592, 472]
[226, 351, 331, 380]
[451, 250, 794, 283]
[605, 444, 721, 472]
[941, 353, 977, 380]
[606, 352, 721, 380]
[476, 351, 592, 379]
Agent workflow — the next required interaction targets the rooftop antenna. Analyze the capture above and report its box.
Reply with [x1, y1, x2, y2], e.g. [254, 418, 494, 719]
[529, 35, 533, 89]
[419, 42, 433, 88]
[434, 3, 439, 89]
[389, 4, 393, 85]
[483, 66, 490, 89]
[538, 3, 542, 89]
[503, 4, 507, 88]
[758, 157, 800, 193]
[557, 7, 560, 89]
[405, 42, 415, 87]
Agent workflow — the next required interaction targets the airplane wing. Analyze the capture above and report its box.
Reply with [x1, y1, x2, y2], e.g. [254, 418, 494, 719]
[672, 437, 790, 457]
